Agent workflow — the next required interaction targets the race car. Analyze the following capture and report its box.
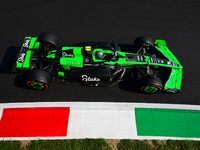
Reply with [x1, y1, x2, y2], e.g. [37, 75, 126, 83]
[16, 33, 183, 94]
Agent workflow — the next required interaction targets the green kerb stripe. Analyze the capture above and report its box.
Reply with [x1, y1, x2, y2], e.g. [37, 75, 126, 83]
[135, 108, 200, 138]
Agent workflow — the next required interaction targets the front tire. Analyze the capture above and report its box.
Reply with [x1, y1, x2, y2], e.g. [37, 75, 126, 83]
[139, 75, 163, 94]
[27, 69, 51, 90]
[133, 36, 154, 55]
[134, 36, 154, 48]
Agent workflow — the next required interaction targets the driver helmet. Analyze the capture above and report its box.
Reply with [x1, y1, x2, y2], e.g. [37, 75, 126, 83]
[96, 51, 105, 59]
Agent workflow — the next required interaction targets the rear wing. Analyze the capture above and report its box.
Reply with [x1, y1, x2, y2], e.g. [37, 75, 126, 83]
[16, 36, 39, 70]
[155, 39, 183, 92]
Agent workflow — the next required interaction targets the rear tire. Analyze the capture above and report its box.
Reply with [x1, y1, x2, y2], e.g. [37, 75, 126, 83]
[38, 32, 57, 47]
[139, 75, 163, 94]
[27, 69, 51, 90]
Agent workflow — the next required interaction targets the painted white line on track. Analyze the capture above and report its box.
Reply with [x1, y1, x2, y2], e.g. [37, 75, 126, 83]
[0, 102, 200, 141]
[0, 102, 200, 110]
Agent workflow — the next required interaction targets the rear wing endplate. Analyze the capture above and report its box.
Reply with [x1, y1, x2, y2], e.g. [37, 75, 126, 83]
[16, 37, 39, 69]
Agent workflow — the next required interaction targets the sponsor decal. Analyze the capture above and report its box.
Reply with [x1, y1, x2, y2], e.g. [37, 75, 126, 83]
[81, 75, 100, 82]
[84, 64, 99, 66]
[85, 58, 90, 62]
[126, 54, 177, 67]
[47, 53, 55, 59]
[62, 52, 74, 57]
[18, 53, 26, 62]
[144, 56, 150, 62]
[167, 61, 171, 65]
[126, 54, 146, 62]
[17, 38, 31, 63]
[137, 56, 140, 61]
[85, 46, 91, 53]
[151, 57, 176, 66]
[46, 50, 57, 59]
[23, 39, 30, 48]
[140, 56, 143, 61]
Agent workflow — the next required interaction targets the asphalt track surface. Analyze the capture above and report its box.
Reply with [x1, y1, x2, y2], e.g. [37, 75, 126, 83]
[0, 0, 199, 104]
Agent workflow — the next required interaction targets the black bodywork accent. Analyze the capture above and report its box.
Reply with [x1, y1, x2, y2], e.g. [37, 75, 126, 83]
[53, 64, 124, 87]
[38, 41, 125, 87]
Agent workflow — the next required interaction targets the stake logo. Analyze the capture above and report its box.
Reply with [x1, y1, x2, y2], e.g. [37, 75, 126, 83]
[23, 39, 30, 48]
[62, 52, 74, 57]
[18, 53, 26, 62]
[81, 75, 100, 82]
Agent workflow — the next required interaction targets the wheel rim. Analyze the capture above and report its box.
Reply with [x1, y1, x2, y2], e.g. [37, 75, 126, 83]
[27, 81, 48, 90]
[141, 85, 162, 94]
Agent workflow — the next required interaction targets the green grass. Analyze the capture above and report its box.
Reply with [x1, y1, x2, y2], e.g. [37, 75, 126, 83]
[163, 140, 200, 150]
[117, 140, 200, 150]
[117, 140, 151, 150]
[0, 141, 22, 150]
[0, 139, 200, 150]
[26, 139, 110, 150]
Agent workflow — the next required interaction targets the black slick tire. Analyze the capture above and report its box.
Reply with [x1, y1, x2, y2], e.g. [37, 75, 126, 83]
[139, 75, 163, 94]
[134, 36, 154, 48]
[27, 69, 51, 90]
[38, 33, 57, 47]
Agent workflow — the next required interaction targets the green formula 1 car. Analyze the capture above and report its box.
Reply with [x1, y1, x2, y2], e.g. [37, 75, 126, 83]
[16, 33, 183, 94]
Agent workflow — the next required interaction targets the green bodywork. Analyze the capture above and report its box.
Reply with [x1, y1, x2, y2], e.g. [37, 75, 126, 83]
[16, 36, 182, 92]
[60, 47, 83, 70]
[16, 37, 40, 69]
[58, 71, 65, 77]
[154, 40, 182, 92]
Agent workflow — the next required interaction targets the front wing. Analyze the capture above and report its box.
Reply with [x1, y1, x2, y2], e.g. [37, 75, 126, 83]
[155, 40, 183, 92]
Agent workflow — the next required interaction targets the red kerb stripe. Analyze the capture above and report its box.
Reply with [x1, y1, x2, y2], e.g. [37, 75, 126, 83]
[0, 107, 70, 137]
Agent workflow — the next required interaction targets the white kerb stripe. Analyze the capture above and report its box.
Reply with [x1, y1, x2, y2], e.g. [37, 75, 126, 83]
[67, 109, 137, 139]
